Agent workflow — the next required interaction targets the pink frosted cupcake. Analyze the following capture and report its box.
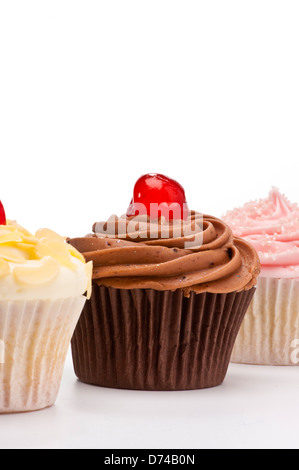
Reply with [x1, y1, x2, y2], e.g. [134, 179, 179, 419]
[223, 188, 299, 366]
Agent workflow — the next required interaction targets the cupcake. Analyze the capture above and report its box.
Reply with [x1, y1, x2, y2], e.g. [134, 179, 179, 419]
[68, 173, 260, 390]
[223, 187, 299, 365]
[0, 202, 92, 413]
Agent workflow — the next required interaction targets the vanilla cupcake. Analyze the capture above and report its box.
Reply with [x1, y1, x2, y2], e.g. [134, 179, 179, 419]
[0, 204, 92, 413]
[223, 188, 299, 365]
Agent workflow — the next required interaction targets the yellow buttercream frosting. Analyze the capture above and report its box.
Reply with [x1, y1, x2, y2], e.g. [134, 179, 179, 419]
[0, 221, 92, 299]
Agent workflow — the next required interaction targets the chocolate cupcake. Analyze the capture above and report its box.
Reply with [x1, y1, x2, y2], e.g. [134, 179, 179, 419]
[68, 174, 260, 390]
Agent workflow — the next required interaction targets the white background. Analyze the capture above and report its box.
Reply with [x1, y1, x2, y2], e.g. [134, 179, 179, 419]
[0, 0, 299, 450]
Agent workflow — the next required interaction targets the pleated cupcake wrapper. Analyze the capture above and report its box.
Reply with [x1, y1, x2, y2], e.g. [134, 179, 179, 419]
[0, 296, 86, 413]
[71, 285, 255, 391]
[231, 277, 299, 366]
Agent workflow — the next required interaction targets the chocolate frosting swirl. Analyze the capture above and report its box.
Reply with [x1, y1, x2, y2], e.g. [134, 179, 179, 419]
[68, 212, 260, 297]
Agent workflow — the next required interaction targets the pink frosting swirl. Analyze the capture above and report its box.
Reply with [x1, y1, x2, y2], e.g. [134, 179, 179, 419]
[222, 188, 299, 279]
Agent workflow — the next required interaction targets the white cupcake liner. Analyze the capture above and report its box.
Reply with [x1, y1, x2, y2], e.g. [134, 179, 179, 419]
[0, 296, 86, 413]
[231, 277, 299, 365]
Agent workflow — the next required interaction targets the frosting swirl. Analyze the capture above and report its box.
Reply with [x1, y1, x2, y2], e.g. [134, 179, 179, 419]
[68, 211, 259, 297]
[222, 188, 299, 279]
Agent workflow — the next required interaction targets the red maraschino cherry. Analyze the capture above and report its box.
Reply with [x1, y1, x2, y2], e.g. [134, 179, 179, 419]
[0, 201, 6, 225]
[126, 173, 189, 220]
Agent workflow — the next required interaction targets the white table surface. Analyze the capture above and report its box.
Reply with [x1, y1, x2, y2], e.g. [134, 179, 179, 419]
[0, 350, 298, 449]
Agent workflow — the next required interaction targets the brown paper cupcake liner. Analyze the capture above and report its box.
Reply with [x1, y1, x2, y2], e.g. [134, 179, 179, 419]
[71, 285, 255, 391]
